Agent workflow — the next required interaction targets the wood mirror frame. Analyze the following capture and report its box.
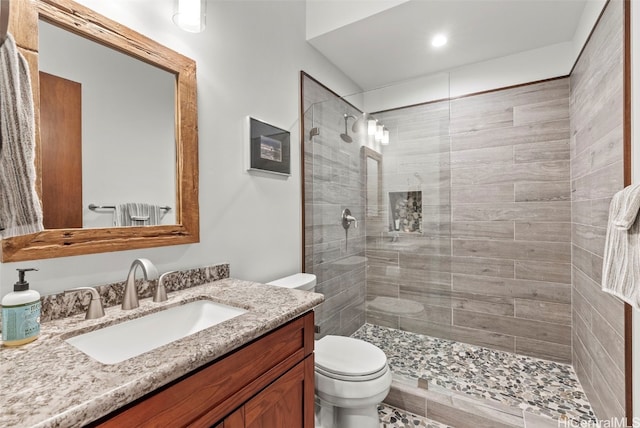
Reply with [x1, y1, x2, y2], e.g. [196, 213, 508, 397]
[2, 0, 199, 262]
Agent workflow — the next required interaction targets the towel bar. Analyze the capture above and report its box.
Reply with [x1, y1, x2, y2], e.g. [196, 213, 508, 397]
[88, 204, 171, 212]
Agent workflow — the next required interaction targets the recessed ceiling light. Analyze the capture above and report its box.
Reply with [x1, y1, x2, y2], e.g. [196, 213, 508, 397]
[431, 34, 447, 48]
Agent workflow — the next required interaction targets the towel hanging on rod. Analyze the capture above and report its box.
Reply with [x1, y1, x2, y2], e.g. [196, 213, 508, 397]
[0, 0, 9, 49]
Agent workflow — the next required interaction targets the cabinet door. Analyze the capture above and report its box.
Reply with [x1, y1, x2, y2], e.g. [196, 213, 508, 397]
[221, 407, 244, 428]
[223, 356, 314, 428]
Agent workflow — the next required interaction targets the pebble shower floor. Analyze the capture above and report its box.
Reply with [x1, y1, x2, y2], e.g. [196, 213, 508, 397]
[354, 323, 598, 427]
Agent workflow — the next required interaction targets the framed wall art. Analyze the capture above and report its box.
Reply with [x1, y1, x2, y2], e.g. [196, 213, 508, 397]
[247, 117, 291, 176]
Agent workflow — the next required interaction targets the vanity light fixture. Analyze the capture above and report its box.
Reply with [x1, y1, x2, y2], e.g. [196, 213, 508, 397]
[381, 128, 390, 146]
[431, 33, 447, 48]
[367, 119, 378, 136]
[173, 0, 206, 33]
[375, 123, 384, 142]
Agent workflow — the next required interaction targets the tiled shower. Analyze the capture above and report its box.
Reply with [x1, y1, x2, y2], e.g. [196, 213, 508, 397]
[302, 1, 625, 424]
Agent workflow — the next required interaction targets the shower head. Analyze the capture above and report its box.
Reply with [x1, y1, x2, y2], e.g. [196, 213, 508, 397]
[340, 133, 353, 143]
[340, 114, 357, 143]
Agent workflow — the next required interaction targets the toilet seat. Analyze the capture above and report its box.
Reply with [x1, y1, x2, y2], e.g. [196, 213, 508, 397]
[315, 336, 388, 381]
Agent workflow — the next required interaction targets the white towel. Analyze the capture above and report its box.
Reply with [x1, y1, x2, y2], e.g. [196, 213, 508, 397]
[612, 184, 640, 229]
[114, 203, 162, 227]
[602, 184, 640, 309]
[0, 34, 44, 238]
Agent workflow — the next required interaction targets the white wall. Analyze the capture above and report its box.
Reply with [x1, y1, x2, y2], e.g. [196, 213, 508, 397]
[0, 0, 361, 296]
[306, 0, 409, 40]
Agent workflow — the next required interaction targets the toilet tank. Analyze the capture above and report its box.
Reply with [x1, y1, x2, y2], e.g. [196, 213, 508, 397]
[267, 273, 316, 292]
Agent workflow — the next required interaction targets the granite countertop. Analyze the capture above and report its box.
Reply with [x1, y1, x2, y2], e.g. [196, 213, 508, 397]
[0, 278, 324, 427]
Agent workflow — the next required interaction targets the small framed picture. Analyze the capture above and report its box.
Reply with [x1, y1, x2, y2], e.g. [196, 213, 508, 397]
[247, 117, 291, 176]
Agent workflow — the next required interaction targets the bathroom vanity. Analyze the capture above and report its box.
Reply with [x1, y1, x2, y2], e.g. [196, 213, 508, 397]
[0, 279, 323, 427]
[93, 312, 315, 427]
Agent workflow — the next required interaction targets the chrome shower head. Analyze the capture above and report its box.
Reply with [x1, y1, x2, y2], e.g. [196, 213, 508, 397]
[341, 114, 357, 143]
[340, 133, 353, 143]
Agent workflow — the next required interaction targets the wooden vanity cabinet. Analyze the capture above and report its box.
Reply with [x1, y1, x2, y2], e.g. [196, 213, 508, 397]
[91, 312, 315, 428]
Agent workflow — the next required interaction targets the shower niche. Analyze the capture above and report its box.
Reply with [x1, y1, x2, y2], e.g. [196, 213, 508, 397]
[389, 191, 422, 233]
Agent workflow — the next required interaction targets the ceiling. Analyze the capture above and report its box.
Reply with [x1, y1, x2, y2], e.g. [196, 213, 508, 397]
[308, 0, 591, 91]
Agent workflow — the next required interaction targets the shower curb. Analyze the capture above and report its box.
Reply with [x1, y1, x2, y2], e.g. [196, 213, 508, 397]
[383, 377, 559, 428]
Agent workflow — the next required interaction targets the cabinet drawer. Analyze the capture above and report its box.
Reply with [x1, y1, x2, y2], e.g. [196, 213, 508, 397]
[92, 311, 314, 427]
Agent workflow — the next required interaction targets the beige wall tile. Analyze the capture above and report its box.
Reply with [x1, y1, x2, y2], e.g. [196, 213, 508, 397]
[514, 222, 571, 242]
[513, 98, 569, 126]
[515, 260, 571, 284]
[514, 299, 571, 325]
[451, 184, 514, 204]
[452, 256, 515, 278]
[453, 309, 570, 345]
[513, 139, 570, 163]
[452, 274, 571, 304]
[453, 202, 570, 222]
[515, 338, 571, 363]
[514, 182, 570, 202]
[451, 120, 569, 152]
[452, 221, 515, 240]
[453, 239, 570, 263]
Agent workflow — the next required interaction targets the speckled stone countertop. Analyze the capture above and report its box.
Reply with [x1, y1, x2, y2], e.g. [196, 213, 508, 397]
[0, 278, 324, 427]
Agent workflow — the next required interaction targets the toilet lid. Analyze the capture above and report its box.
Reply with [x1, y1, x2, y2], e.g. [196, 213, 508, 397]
[315, 336, 387, 377]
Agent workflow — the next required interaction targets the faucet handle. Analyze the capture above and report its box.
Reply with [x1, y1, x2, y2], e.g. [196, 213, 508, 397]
[64, 287, 105, 320]
[341, 209, 358, 229]
[154, 271, 176, 303]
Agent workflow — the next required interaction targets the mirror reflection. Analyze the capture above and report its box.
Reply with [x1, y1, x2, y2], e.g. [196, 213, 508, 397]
[38, 20, 177, 229]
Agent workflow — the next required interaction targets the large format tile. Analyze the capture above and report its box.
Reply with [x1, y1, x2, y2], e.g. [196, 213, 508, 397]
[450, 120, 569, 152]
[452, 221, 515, 240]
[514, 221, 571, 242]
[452, 274, 571, 304]
[451, 160, 569, 186]
[453, 202, 570, 222]
[514, 139, 570, 163]
[513, 98, 569, 126]
[514, 182, 570, 202]
[569, 1, 625, 421]
[452, 309, 570, 345]
[452, 239, 571, 263]
[514, 260, 571, 284]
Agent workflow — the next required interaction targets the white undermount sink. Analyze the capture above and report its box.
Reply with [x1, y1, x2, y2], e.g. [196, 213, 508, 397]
[65, 300, 247, 364]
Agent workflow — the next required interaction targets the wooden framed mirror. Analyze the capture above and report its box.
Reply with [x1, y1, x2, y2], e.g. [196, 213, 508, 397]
[2, 0, 199, 262]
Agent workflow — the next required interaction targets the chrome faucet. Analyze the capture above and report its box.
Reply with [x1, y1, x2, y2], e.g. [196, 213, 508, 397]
[122, 258, 159, 310]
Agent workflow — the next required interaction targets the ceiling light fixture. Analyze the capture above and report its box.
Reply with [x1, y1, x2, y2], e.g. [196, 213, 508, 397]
[173, 0, 206, 33]
[431, 33, 447, 48]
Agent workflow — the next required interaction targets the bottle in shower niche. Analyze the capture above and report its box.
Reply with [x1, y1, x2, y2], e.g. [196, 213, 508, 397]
[2, 268, 41, 347]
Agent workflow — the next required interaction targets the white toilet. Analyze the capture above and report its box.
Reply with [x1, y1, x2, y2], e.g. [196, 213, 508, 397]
[267, 273, 392, 428]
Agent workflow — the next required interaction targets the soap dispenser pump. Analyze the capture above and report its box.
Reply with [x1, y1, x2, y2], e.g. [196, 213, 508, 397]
[2, 268, 41, 347]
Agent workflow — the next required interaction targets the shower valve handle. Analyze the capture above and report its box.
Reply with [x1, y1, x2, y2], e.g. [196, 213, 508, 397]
[342, 209, 358, 229]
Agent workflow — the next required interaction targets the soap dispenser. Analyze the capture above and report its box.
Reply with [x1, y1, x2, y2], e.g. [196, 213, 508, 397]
[2, 268, 41, 347]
